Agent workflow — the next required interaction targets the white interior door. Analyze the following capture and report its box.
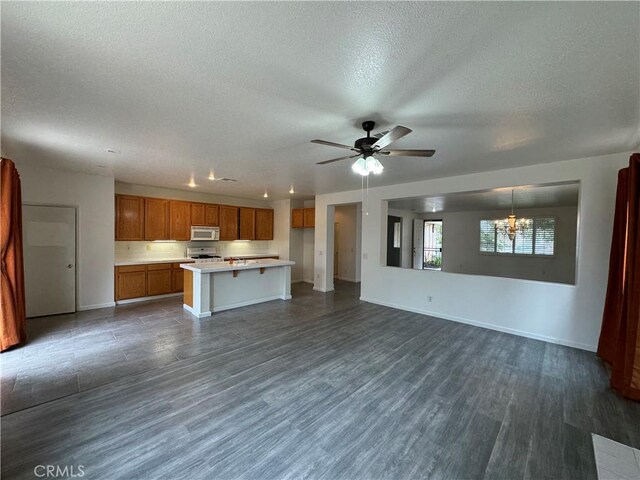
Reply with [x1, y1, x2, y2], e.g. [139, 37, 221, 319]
[23, 205, 76, 317]
[412, 219, 424, 270]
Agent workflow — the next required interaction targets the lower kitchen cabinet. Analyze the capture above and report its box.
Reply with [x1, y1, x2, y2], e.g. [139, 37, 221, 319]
[172, 263, 185, 293]
[146, 264, 172, 296]
[115, 265, 146, 300]
[115, 261, 193, 301]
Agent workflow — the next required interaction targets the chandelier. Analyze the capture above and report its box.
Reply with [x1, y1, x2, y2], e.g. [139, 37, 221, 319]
[495, 190, 531, 241]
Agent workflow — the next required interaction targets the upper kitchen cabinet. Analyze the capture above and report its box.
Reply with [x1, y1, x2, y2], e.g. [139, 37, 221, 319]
[205, 204, 219, 226]
[219, 205, 239, 240]
[239, 207, 256, 240]
[303, 208, 315, 228]
[169, 201, 191, 240]
[191, 203, 206, 226]
[291, 208, 304, 228]
[255, 209, 274, 240]
[144, 198, 170, 240]
[116, 195, 145, 240]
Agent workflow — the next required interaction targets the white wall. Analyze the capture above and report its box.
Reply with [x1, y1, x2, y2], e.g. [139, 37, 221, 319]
[334, 204, 361, 282]
[404, 205, 577, 284]
[270, 199, 291, 260]
[289, 199, 305, 282]
[314, 152, 631, 351]
[17, 163, 116, 310]
[302, 199, 316, 283]
[115, 182, 271, 208]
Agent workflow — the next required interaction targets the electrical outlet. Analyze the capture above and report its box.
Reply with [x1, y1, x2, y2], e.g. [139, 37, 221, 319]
[146, 244, 151, 251]
[428, 296, 433, 303]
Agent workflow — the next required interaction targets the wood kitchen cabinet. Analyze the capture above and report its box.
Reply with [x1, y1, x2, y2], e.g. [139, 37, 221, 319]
[144, 198, 170, 240]
[303, 208, 315, 228]
[172, 263, 185, 293]
[255, 209, 274, 240]
[205, 204, 219, 226]
[115, 262, 193, 301]
[219, 205, 239, 240]
[115, 265, 146, 300]
[169, 201, 191, 241]
[291, 208, 304, 228]
[291, 207, 314, 228]
[116, 195, 145, 240]
[239, 207, 256, 240]
[146, 263, 172, 296]
[191, 203, 206, 226]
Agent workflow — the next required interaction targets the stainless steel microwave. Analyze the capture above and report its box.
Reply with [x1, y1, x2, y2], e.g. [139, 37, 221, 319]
[190, 226, 220, 241]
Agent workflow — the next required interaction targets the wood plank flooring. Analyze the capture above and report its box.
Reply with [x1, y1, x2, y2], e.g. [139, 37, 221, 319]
[2, 281, 639, 479]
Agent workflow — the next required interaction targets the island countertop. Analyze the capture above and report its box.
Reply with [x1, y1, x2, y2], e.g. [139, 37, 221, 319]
[180, 258, 295, 273]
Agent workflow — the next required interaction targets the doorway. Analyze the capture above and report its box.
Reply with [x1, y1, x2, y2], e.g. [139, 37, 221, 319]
[23, 205, 76, 317]
[387, 215, 402, 267]
[424, 220, 443, 270]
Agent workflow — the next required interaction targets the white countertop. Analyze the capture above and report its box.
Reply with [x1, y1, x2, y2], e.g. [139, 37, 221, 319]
[221, 253, 279, 259]
[181, 258, 294, 273]
[115, 257, 193, 266]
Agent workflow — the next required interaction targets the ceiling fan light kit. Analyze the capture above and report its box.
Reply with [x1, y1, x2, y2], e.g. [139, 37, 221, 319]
[311, 120, 435, 176]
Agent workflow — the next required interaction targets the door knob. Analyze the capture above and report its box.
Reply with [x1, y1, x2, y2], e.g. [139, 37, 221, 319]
[67, 264, 73, 268]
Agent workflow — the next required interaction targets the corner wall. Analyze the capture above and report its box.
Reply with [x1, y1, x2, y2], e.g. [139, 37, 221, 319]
[314, 152, 631, 351]
[16, 163, 116, 310]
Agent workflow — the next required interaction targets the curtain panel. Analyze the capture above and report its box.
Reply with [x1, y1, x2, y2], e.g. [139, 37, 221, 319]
[598, 153, 640, 400]
[0, 158, 26, 351]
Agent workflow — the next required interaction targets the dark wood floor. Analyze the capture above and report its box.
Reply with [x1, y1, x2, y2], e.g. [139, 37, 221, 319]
[2, 281, 639, 479]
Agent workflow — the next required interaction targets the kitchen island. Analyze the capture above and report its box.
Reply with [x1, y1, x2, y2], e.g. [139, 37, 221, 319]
[180, 259, 295, 317]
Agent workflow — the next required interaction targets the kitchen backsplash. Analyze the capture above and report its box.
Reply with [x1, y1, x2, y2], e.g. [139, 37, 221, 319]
[115, 240, 276, 261]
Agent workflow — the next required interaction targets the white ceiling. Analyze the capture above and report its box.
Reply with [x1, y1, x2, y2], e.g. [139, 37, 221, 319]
[388, 181, 580, 214]
[1, 2, 638, 200]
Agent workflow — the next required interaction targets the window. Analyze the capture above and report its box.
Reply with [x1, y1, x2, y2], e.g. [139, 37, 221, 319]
[479, 217, 555, 255]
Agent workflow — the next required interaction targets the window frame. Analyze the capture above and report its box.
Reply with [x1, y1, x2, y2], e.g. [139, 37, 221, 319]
[478, 215, 557, 258]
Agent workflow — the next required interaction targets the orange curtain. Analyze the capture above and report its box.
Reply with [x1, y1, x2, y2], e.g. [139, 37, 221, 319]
[597, 153, 640, 400]
[0, 158, 26, 351]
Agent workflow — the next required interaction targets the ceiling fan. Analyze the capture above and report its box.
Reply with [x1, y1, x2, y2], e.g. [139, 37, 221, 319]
[311, 120, 435, 176]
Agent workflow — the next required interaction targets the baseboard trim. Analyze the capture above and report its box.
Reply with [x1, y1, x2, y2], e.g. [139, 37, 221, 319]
[314, 286, 334, 293]
[359, 296, 596, 352]
[336, 277, 360, 283]
[116, 292, 182, 305]
[183, 304, 212, 318]
[77, 302, 116, 311]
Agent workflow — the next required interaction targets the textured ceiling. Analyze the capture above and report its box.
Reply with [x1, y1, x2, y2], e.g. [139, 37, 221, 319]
[1, 2, 638, 200]
[388, 181, 580, 214]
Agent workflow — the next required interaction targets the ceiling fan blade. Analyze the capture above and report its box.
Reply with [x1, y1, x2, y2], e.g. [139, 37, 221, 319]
[372, 126, 412, 149]
[316, 153, 361, 165]
[311, 139, 356, 150]
[373, 130, 389, 139]
[379, 149, 436, 157]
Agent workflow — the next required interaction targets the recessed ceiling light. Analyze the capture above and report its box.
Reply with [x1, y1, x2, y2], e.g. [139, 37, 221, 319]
[105, 149, 120, 154]
[208, 170, 216, 181]
[187, 177, 197, 188]
[289, 186, 295, 194]
[263, 191, 269, 198]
